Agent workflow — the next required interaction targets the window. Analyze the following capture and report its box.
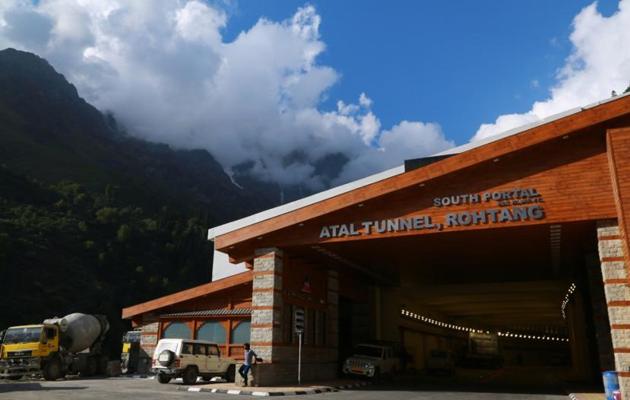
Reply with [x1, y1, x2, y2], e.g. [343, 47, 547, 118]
[231, 321, 251, 344]
[46, 328, 56, 340]
[209, 345, 220, 357]
[194, 343, 207, 355]
[162, 322, 191, 339]
[181, 342, 193, 354]
[197, 321, 226, 343]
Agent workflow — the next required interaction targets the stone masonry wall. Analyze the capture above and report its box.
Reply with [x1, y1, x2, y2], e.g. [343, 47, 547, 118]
[135, 319, 159, 374]
[597, 220, 630, 397]
[250, 248, 284, 363]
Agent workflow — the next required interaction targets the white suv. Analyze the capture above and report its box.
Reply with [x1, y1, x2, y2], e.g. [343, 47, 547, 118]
[342, 343, 400, 379]
[152, 339, 236, 385]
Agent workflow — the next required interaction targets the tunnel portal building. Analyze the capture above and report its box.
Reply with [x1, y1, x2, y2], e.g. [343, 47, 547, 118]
[123, 93, 630, 393]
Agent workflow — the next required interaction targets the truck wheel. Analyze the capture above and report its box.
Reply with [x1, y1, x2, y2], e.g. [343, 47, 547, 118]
[80, 357, 98, 377]
[182, 367, 198, 385]
[157, 373, 171, 384]
[96, 355, 108, 376]
[43, 359, 64, 381]
[224, 365, 235, 382]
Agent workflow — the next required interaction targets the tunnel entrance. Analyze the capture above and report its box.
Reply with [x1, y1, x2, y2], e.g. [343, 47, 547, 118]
[316, 220, 611, 391]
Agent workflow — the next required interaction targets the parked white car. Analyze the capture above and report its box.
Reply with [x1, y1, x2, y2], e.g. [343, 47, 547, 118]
[342, 343, 400, 379]
[152, 339, 236, 384]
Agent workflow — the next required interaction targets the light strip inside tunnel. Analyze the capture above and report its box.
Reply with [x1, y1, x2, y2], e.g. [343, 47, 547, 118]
[400, 309, 569, 342]
[561, 282, 577, 320]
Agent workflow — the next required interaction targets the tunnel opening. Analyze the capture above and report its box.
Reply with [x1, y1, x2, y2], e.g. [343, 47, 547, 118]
[311, 220, 611, 393]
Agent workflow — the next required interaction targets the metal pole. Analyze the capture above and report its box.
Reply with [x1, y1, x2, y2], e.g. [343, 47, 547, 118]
[298, 331, 302, 384]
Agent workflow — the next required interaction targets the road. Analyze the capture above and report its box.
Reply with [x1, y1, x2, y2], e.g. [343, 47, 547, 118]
[0, 377, 570, 400]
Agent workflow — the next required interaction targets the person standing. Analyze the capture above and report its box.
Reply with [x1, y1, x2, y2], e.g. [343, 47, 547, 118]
[238, 343, 258, 386]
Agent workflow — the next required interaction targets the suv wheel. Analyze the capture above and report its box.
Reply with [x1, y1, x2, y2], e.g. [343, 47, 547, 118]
[157, 372, 171, 384]
[224, 364, 235, 382]
[373, 367, 381, 381]
[182, 367, 198, 385]
[157, 350, 175, 367]
[80, 356, 98, 377]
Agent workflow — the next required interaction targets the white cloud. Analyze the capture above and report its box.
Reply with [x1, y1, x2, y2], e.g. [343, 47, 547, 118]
[0, 0, 453, 188]
[473, 1, 630, 142]
[335, 120, 454, 184]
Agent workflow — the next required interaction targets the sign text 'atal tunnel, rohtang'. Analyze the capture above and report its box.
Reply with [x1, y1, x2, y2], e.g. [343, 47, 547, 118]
[319, 188, 545, 239]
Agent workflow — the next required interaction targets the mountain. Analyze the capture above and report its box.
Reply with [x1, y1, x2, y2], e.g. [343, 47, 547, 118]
[0, 48, 282, 220]
[0, 48, 290, 356]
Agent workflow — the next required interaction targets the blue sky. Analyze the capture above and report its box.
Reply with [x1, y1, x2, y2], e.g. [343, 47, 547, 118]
[223, 0, 619, 145]
[2, 0, 627, 186]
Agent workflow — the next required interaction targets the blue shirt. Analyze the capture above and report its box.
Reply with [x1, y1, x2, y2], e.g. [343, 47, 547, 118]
[244, 349, 257, 366]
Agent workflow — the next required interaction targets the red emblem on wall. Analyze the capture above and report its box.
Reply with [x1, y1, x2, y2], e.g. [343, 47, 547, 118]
[301, 275, 312, 294]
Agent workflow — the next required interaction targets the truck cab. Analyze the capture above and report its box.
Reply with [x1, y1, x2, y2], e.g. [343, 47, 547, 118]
[0, 324, 59, 379]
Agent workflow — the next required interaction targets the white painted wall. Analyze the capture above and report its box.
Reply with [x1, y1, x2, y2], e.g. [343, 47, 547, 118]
[211, 249, 248, 281]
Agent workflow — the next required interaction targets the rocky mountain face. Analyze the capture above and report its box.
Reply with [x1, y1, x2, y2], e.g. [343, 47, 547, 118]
[0, 48, 302, 355]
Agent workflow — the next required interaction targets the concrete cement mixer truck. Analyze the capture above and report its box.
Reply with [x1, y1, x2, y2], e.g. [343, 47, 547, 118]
[0, 313, 109, 380]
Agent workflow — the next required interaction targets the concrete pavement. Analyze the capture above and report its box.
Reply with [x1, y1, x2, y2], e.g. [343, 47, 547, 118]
[0, 376, 571, 400]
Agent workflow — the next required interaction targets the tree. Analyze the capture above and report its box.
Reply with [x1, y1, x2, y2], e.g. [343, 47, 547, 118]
[117, 224, 131, 242]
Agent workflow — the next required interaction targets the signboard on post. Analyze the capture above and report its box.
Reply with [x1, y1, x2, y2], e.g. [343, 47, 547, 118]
[294, 307, 305, 384]
[294, 308, 305, 333]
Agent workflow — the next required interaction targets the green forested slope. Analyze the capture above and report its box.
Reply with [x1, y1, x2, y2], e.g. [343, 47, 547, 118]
[0, 48, 276, 356]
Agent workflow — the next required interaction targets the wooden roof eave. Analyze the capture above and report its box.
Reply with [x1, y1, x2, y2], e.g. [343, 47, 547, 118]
[214, 95, 630, 253]
[121, 271, 252, 320]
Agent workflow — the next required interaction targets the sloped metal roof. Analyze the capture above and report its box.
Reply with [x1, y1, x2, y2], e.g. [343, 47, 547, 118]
[160, 308, 252, 318]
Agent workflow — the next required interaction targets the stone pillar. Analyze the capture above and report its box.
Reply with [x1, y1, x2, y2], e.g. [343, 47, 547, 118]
[250, 248, 284, 364]
[598, 220, 630, 397]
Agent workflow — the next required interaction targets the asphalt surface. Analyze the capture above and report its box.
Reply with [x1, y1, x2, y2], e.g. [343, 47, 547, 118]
[0, 376, 570, 400]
